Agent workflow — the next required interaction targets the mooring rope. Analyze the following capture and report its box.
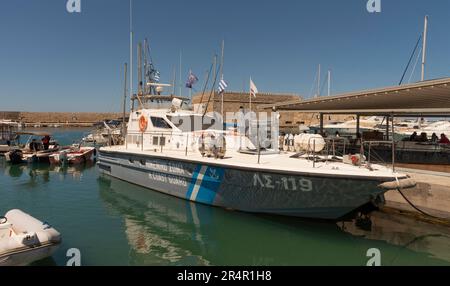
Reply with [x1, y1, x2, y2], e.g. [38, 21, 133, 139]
[395, 187, 441, 219]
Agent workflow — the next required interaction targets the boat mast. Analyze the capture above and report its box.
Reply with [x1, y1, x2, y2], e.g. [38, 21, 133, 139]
[179, 51, 182, 97]
[134, 42, 144, 108]
[421, 15, 428, 82]
[122, 63, 128, 137]
[137, 42, 143, 96]
[220, 40, 225, 117]
[129, 0, 133, 111]
[172, 66, 176, 95]
[143, 38, 149, 94]
[327, 69, 331, 96]
[316, 64, 321, 98]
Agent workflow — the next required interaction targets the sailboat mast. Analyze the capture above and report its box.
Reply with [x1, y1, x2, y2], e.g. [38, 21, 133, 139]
[220, 40, 225, 116]
[129, 0, 133, 111]
[143, 38, 148, 94]
[122, 63, 128, 137]
[179, 51, 182, 97]
[316, 64, 321, 97]
[421, 15, 428, 82]
[172, 66, 176, 95]
[137, 42, 143, 96]
[327, 69, 331, 96]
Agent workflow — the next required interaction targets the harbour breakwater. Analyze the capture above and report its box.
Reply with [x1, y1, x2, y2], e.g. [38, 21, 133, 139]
[1, 111, 126, 127]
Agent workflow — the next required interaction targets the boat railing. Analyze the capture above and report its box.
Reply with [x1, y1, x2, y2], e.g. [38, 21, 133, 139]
[124, 130, 240, 155]
[362, 140, 396, 171]
[323, 137, 349, 157]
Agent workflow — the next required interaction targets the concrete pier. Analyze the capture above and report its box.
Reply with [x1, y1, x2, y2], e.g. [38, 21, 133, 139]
[384, 167, 450, 220]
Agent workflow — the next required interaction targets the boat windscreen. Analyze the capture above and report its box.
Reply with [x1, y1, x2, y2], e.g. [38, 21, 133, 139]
[167, 115, 218, 132]
[150, 117, 172, 129]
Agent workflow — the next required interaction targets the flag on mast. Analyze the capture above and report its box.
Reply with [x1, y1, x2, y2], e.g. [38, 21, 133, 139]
[250, 78, 258, 97]
[185, 70, 198, 88]
[218, 79, 228, 94]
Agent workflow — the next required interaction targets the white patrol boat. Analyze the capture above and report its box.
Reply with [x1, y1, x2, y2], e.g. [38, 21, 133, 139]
[98, 84, 415, 220]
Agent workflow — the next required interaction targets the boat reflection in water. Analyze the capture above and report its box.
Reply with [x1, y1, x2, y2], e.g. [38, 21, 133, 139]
[98, 176, 450, 266]
[2, 161, 96, 184]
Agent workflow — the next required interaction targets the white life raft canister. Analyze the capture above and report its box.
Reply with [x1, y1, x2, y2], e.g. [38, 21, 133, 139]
[294, 134, 326, 153]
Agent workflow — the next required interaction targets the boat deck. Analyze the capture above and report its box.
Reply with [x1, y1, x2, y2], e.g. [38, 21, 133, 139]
[101, 146, 405, 180]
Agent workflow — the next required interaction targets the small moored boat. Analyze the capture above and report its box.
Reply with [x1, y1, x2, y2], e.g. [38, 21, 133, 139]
[0, 209, 61, 266]
[49, 146, 96, 165]
[4, 132, 60, 164]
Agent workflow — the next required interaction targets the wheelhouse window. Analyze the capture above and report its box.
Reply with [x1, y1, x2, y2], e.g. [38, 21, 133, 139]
[150, 117, 172, 129]
[166, 115, 217, 132]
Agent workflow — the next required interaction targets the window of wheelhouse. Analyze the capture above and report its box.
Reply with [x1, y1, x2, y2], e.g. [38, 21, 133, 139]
[166, 115, 217, 132]
[150, 117, 172, 129]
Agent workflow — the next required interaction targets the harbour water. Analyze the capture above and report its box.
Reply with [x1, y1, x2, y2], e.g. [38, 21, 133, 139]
[1, 128, 450, 266]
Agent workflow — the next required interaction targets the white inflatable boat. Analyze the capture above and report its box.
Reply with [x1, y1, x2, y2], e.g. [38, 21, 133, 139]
[0, 210, 61, 266]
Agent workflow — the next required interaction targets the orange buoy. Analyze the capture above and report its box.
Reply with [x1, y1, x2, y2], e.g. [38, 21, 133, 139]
[139, 115, 148, 132]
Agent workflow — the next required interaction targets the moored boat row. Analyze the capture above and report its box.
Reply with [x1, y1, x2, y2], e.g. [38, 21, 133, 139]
[3, 131, 96, 166]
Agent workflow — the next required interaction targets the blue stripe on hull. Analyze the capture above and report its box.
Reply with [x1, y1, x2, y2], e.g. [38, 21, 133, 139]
[187, 165, 225, 205]
[186, 165, 202, 199]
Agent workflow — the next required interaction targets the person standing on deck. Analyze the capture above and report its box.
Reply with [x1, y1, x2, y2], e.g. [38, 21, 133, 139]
[42, 135, 50, 150]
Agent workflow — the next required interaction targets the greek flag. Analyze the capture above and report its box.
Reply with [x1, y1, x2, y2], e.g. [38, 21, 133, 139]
[152, 70, 160, 82]
[218, 79, 228, 93]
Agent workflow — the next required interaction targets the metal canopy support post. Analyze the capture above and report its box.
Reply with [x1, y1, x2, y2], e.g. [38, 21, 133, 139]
[385, 115, 390, 141]
[356, 114, 360, 138]
[319, 113, 324, 135]
[392, 113, 396, 172]
[257, 122, 261, 164]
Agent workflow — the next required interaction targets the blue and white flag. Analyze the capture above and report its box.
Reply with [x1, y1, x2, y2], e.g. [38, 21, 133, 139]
[185, 70, 199, 89]
[153, 71, 160, 82]
[218, 79, 228, 93]
[150, 70, 160, 83]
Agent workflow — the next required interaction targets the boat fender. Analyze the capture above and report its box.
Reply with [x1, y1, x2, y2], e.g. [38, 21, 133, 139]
[139, 116, 148, 133]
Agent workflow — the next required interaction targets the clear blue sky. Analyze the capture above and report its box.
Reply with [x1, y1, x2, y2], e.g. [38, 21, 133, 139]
[1, 0, 450, 112]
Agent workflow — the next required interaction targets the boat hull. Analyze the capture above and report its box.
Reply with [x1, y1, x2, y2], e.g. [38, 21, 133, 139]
[98, 150, 390, 220]
[0, 243, 60, 266]
[49, 148, 96, 165]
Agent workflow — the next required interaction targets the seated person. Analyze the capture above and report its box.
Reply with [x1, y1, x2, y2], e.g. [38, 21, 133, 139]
[29, 139, 38, 152]
[431, 133, 439, 143]
[409, 131, 418, 141]
[439, 134, 450, 145]
[418, 132, 428, 142]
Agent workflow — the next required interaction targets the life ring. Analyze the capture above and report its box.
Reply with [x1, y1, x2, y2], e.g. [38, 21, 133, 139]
[139, 115, 148, 132]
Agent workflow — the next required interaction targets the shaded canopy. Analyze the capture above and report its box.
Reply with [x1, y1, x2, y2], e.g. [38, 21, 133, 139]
[259, 78, 450, 116]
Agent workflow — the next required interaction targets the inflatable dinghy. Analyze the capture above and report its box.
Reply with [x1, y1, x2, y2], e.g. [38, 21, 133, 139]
[0, 209, 61, 266]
